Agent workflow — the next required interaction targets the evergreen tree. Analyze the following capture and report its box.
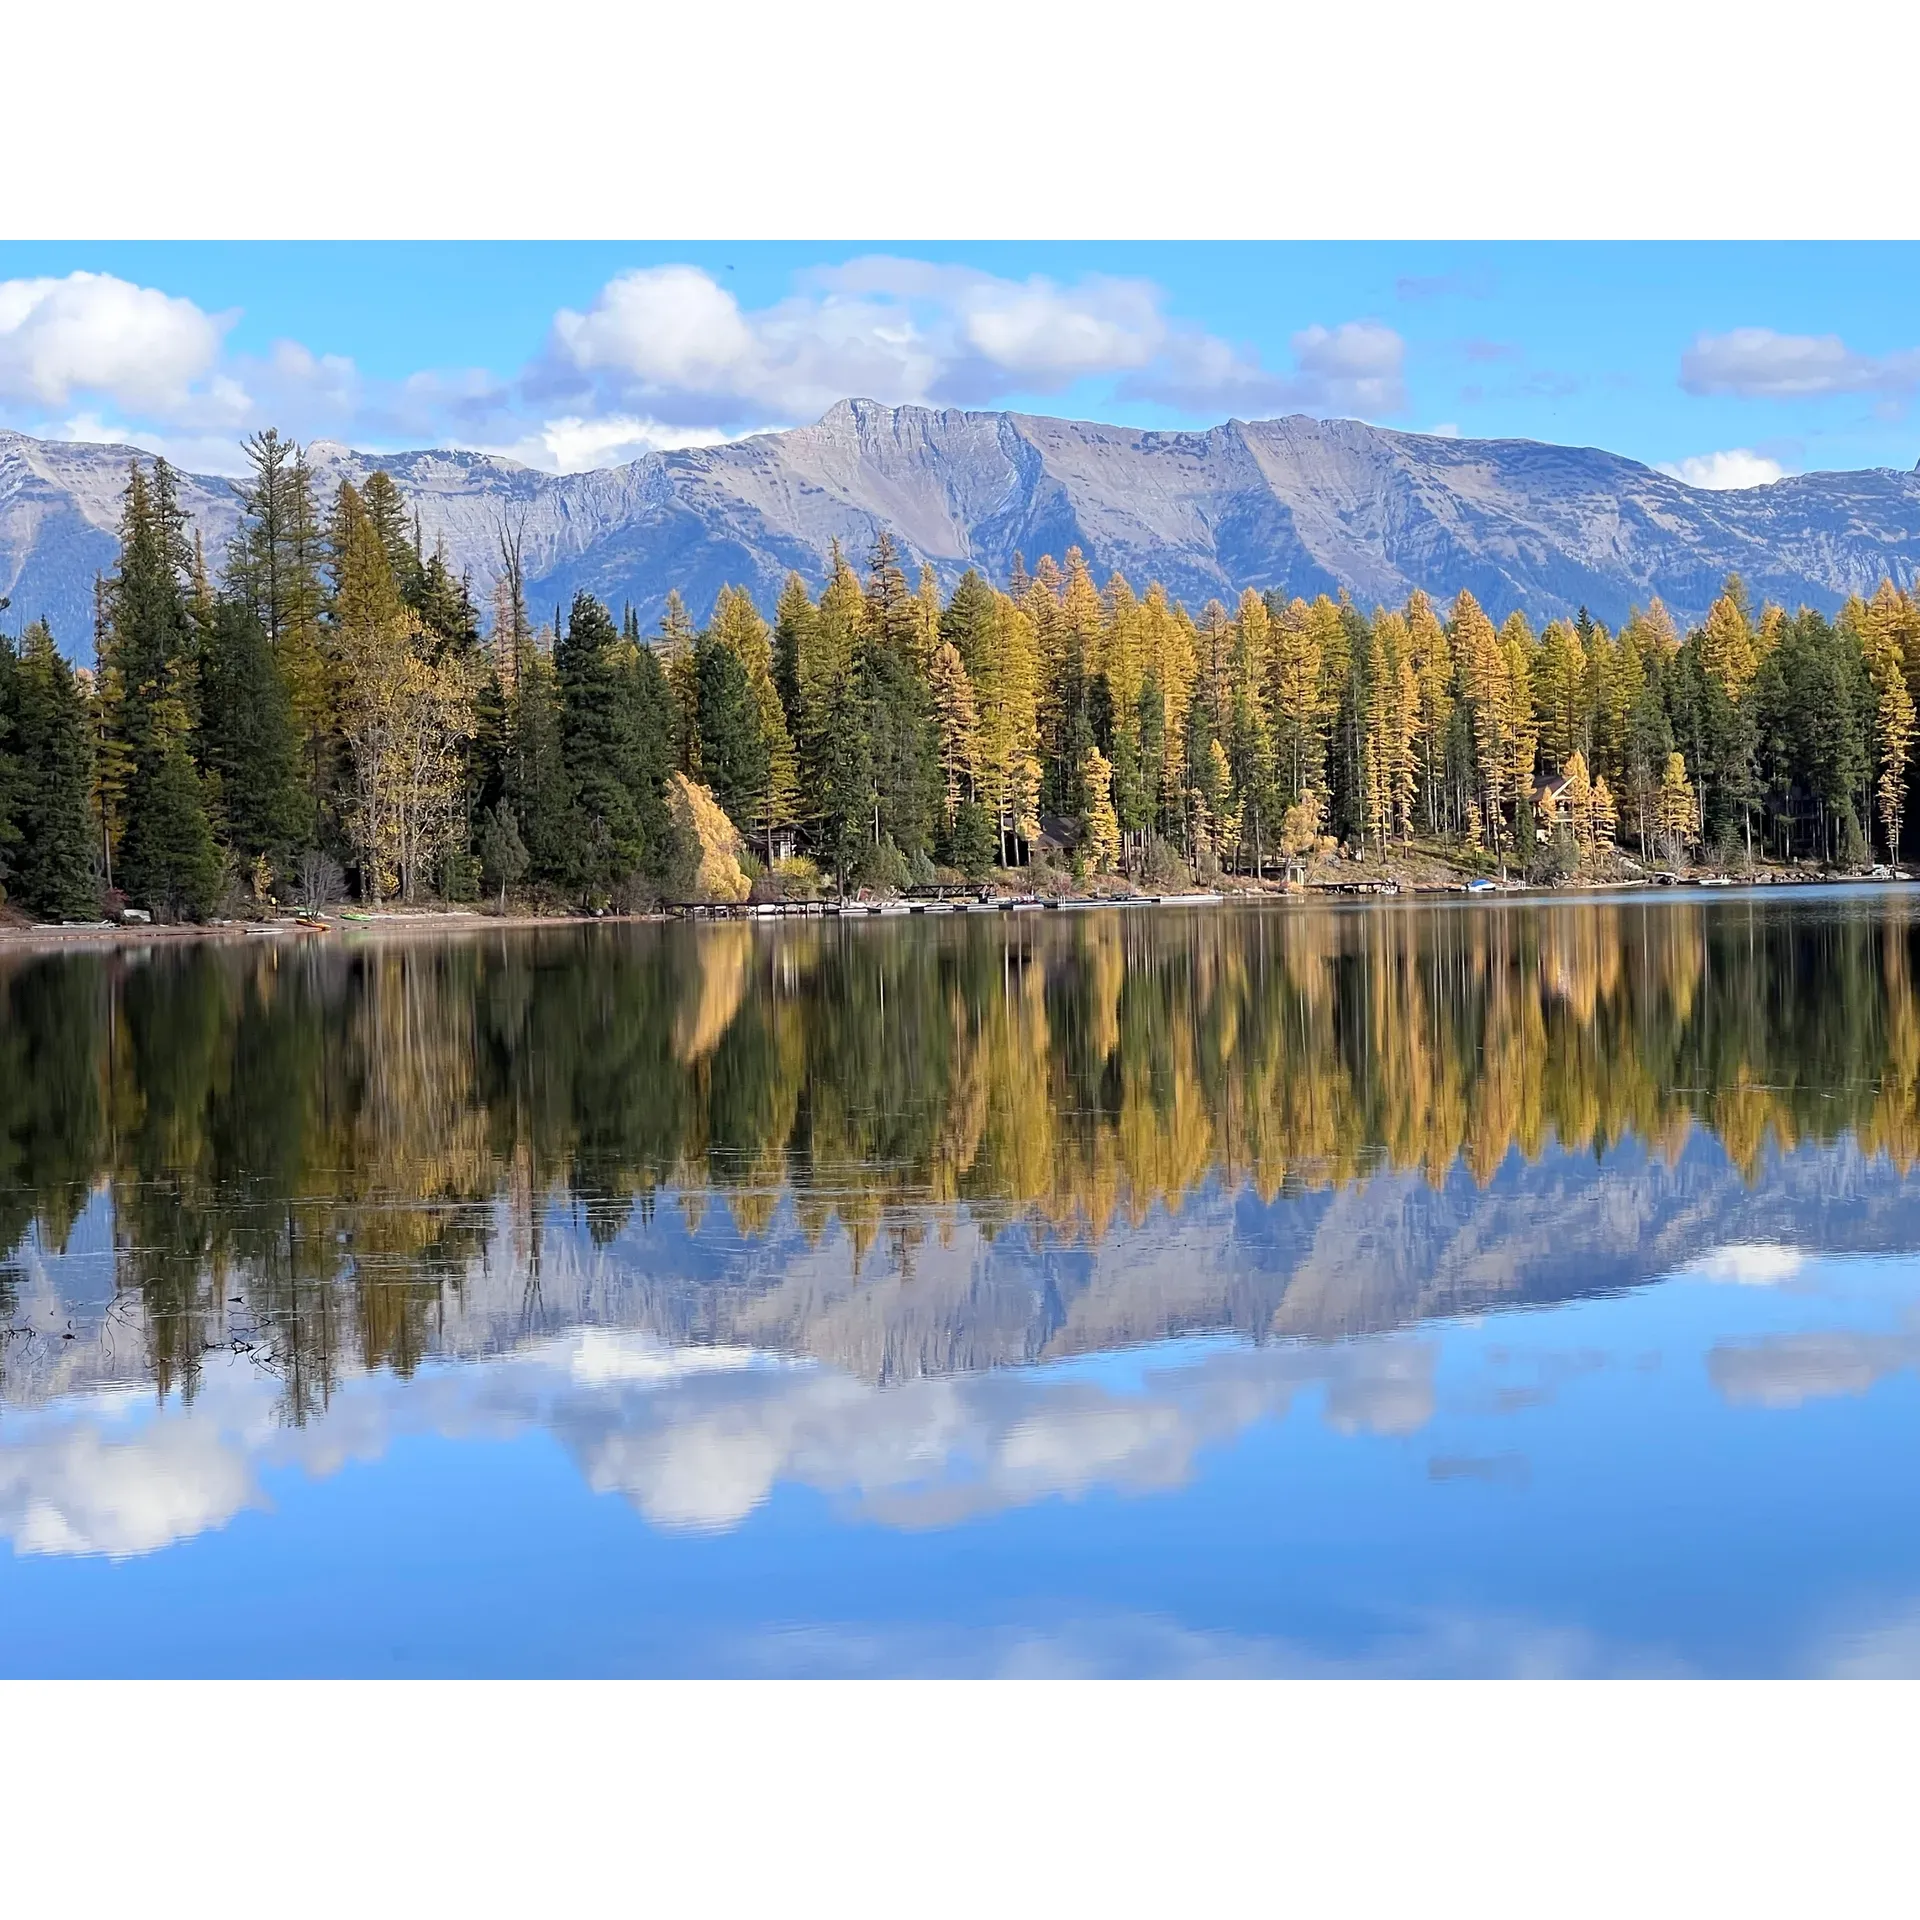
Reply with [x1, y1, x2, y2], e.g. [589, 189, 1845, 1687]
[659, 590, 701, 776]
[709, 584, 799, 861]
[695, 637, 769, 837]
[477, 800, 529, 908]
[0, 626, 16, 899]
[4, 622, 99, 919]
[859, 537, 940, 857]
[120, 738, 221, 919]
[816, 664, 874, 895]
[506, 652, 574, 890]
[225, 430, 329, 794]
[101, 460, 220, 918]
[557, 590, 669, 899]
[360, 470, 421, 603]
[200, 597, 312, 867]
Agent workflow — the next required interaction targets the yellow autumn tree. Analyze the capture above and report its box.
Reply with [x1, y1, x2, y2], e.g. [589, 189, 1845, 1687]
[1269, 595, 1330, 803]
[1404, 588, 1453, 834]
[666, 772, 751, 903]
[1655, 752, 1698, 868]
[1454, 591, 1516, 851]
[928, 638, 980, 825]
[1080, 746, 1120, 873]
[1856, 581, 1920, 863]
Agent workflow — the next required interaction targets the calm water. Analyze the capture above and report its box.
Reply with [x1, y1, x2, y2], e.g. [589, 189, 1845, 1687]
[6, 891, 1920, 1676]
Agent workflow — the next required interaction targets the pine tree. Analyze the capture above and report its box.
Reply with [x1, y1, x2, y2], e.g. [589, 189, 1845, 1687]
[1696, 577, 1763, 859]
[411, 544, 481, 659]
[695, 636, 769, 840]
[558, 591, 668, 899]
[0, 628, 16, 901]
[658, 590, 701, 776]
[709, 584, 798, 861]
[199, 597, 312, 867]
[360, 470, 420, 603]
[5, 622, 99, 920]
[226, 429, 329, 794]
[1562, 749, 1595, 850]
[506, 651, 573, 889]
[860, 534, 939, 857]
[773, 571, 817, 740]
[120, 737, 221, 919]
[816, 662, 874, 895]
[101, 460, 220, 918]
[1500, 612, 1539, 860]
[477, 799, 528, 909]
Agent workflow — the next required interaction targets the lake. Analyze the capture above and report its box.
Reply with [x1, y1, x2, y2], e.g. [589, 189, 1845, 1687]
[5, 890, 1920, 1676]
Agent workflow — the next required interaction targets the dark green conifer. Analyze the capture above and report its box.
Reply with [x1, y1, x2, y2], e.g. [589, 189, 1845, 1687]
[3, 622, 99, 920]
[505, 653, 574, 890]
[120, 739, 221, 920]
[557, 591, 672, 898]
[200, 597, 313, 866]
[695, 638, 769, 838]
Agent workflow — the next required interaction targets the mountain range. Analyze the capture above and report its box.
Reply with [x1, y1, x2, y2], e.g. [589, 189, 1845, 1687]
[4, 399, 1919, 659]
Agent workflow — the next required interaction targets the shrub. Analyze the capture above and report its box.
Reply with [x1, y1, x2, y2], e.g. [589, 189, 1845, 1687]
[774, 855, 823, 900]
[1530, 824, 1579, 887]
[1142, 835, 1193, 891]
[854, 835, 911, 895]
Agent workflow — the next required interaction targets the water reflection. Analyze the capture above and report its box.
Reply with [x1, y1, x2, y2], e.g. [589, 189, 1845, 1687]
[6, 892, 1920, 1674]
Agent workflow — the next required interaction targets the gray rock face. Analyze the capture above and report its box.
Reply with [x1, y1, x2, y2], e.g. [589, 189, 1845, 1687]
[7, 402, 1920, 659]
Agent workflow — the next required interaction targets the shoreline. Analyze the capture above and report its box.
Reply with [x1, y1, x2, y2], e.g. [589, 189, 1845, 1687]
[3, 867, 1914, 952]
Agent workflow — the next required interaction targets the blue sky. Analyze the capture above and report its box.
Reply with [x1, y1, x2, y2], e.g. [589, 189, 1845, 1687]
[1, 242, 1917, 486]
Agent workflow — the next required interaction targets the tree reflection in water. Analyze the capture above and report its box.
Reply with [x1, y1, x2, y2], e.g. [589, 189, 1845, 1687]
[6, 891, 1920, 1417]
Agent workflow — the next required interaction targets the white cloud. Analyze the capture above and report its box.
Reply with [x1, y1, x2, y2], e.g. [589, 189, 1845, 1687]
[1685, 1242, 1805, 1283]
[544, 263, 947, 423]
[1680, 327, 1920, 400]
[479, 414, 741, 473]
[0, 257, 1410, 478]
[1707, 1329, 1920, 1409]
[1426, 421, 1463, 438]
[1291, 319, 1407, 413]
[0, 1411, 262, 1559]
[0, 1324, 1438, 1555]
[543, 258, 1407, 429]
[553, 264, 762, 393]
[0, 271, 234, 415]
[1657, 448, 1789, 490]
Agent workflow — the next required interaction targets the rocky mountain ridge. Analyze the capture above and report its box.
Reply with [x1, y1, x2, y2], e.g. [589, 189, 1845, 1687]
[5, 401, 1919, 658]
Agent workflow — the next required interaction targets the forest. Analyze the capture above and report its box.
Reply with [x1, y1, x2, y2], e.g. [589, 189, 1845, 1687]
[3, 430, 1920, 922]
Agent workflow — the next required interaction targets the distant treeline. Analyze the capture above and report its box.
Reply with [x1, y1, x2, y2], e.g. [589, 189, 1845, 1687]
[3, 428, 1919, 921]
